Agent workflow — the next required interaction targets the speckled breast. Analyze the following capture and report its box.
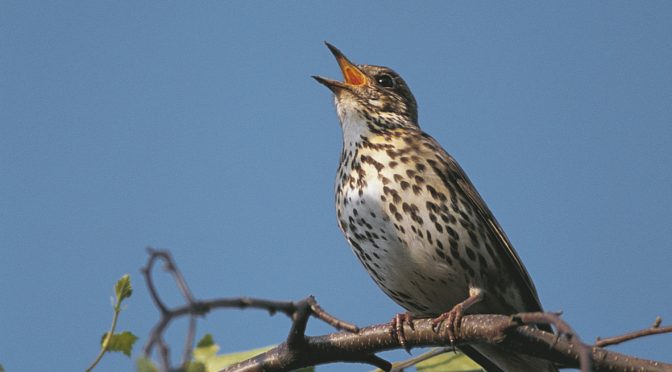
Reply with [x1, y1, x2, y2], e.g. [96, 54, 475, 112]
[334, 137, 474, 316]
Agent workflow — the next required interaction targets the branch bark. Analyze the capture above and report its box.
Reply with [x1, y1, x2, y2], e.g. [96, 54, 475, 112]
[223, 315, 672, 372]
[141, 248, 672, 372]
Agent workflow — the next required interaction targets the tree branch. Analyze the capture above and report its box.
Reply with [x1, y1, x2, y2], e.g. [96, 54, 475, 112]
[141, 248, 361, 372]
[140, 248, 672, 372]
[223, 315, 672, 372]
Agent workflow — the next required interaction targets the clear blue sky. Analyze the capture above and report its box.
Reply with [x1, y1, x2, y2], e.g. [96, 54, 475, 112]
[1, 2, 671, 371]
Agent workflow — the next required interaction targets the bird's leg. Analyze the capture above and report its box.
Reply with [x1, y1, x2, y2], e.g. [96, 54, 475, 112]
[390, 311, 415, 353]
[432, 288, 484, 345]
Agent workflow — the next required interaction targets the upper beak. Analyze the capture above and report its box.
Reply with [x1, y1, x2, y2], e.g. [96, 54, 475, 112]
[313, 42, 367, 92]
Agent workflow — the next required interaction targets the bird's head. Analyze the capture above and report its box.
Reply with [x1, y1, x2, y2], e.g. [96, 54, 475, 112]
[313, 42, 418, 130]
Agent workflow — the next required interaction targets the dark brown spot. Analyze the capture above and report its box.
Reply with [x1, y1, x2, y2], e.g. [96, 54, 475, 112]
[426, 184, 439, 199]
[416, 163, 426, 173]
[451, 243, 460, 259]
[459, 218, 472, 229]
[361, 155, 385, 172]
[468, 230, 479, 246]
[478, 253, 488, 271]
[466, 246, 476, 261]
[446, 225, 459, 240]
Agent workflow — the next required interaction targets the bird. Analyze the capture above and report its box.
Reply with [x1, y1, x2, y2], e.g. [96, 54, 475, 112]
[313, 42, 557, 372]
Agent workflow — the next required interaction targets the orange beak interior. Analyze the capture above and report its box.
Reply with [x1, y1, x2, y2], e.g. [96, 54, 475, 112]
[336, 56, 366, 86]
[343, 66, 366, 85]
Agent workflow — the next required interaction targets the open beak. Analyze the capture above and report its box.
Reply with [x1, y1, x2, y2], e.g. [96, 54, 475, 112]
[313, 42, 367, 93]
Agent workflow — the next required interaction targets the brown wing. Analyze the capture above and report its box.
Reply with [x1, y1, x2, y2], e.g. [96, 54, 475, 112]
[422, 133, 548, 317]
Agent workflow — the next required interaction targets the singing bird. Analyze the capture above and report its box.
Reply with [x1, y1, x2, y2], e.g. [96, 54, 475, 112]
[314, 43, 557, 372]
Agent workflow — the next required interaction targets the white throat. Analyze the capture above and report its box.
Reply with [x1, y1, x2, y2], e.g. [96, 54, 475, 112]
[336, 97, 372, 150]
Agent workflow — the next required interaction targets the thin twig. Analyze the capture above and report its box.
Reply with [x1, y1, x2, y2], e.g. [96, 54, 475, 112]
[307, 296, 359, 333]
[181, 315, 197, 368]
[596, 317, 672, 348]
[511, 312, 592, 372]
[142, 247, 169, 315]
[142, 248, 360, 371]
[85, 291, 123, 372]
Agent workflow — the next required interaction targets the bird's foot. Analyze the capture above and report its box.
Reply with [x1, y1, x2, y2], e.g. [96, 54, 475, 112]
[431, 303, 464, 347]
[390, 312, 415, 353]
[431, 289, 484, 347]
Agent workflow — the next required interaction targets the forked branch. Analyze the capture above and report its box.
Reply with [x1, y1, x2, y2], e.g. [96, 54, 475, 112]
[141, 249, 672, 372]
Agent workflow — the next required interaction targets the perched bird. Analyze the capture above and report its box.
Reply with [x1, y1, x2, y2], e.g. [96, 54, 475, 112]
[314, 42, 557, 372]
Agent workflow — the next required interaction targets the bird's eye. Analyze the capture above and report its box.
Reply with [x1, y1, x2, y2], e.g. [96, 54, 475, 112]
[376, 74, 396, 88]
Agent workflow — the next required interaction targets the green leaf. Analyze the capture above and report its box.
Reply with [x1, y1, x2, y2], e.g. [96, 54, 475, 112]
[415, 350, 484, 371]
[191, 336, 315, 372]
[136, 356, 158, 372]
[193, 340, 269, 371]
[185, 361, 207, 372]
[101, 331, 138, 357]
[0, 363, 5, 372]
[196, 333, 215, 348]
[114, 274, 133, 302]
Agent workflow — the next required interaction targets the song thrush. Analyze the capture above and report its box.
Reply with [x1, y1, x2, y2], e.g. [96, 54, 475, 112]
[314, 43, 557, 372]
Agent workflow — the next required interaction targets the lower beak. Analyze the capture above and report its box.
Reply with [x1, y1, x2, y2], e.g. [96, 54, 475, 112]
[313, 42, 367, 92]
[312, 75, 347, 93]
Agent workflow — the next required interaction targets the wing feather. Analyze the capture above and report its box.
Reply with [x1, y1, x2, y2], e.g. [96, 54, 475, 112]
[422, 132, 548, 317]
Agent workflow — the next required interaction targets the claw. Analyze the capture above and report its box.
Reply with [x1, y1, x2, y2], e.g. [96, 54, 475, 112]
[432, 289, 484, 347]
[432, 303, 465, 347]
[390, 312, 414, 353]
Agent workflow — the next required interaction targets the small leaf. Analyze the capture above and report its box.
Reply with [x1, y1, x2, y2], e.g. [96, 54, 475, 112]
[193, 339, 219, 361]
[194, 343, 275, 371]
[196, 333, 215, 348]
[101, 331, 138, 357]
[136, 356, 158, 372]
[415, 350, 484, 371]
[185, 361, 207, 372]
[114, 274, 133, 302]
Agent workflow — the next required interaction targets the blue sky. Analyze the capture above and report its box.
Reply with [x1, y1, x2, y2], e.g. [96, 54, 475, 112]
[1, 2, 671, 371]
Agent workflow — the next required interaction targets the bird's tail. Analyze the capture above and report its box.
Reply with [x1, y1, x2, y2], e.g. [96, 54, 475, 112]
[461, 344, 558, 372]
